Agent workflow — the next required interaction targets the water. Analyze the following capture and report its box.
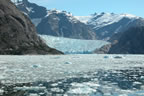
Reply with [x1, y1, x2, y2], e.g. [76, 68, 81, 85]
[0, 54, 144, 96]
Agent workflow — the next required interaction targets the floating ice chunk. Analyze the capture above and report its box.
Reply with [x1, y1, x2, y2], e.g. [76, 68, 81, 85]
[51, 83, 58, 87]
[0, 75, 5, 79]
[113, 56, 123, 59]
[119, 94, 128, 96]
[84, 82, 100, 88]
[51, 88, 64, 93]
[32, 65, 39, 68]
[32, 64, 41, 68]
[52, 56, 61, 59]
[39, 92, 45, 95]
[14, 86, 46, 91]
[68, 82, 98, 95]
[135, 90, 144, 95]
[64, 62, 72, 64]
[0, 89, 4, 95]
[38, 83, 43, 87]
[104, 56, 109, 58]
[133, 81, 142, 85]
[72, 56, 81, 59]
[0, 61, 6, 64]
[67, 87, 96, 95]
[29, 93, 39, 96]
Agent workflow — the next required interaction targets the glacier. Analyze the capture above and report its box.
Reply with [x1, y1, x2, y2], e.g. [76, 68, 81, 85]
[39, 35, 109, 54]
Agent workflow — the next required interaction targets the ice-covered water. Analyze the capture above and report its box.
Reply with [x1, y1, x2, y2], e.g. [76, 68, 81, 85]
[0, 54, 144, 96]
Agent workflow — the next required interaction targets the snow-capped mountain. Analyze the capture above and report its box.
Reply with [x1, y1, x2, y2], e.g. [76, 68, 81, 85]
[16, 0, 96, 40]
[40, 35, 109, 54]
[76, 13, 139, 27]
[15, 0, 144, 41]
[75, 13, 144, 40]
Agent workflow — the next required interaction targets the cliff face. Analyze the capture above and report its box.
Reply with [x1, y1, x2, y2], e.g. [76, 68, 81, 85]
[0, 0, 63, 55]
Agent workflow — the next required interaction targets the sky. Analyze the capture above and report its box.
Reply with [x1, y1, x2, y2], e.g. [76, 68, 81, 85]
[29, 0, 144, 17]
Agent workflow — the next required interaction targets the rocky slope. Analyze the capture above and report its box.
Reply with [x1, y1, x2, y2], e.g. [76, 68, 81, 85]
[16, 0, 96, 40]
[94, 44, 111, 54]
[108, 27, 144, 54]
[0, 0, 63, 55]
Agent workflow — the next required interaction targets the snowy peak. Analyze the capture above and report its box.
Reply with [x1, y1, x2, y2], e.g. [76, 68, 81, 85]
[46, 9, 79, 23]
[75, 12, 139, 28]
[46, 9, 73, 17]
[74, 16, 92, 24]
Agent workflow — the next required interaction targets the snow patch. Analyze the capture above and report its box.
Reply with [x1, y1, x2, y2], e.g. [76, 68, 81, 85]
[26, 7, 33, 12]
[0, 89, 4, 95]
[46, 9, 78, 23]
[75, 16, 92, 24]
[31, 18, 42, 26]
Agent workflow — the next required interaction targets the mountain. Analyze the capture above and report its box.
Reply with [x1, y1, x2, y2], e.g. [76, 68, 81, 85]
[0, 0, 63, 55]
[108, 27, 144, 54]
[75, 13, 144, 40]
[40, 35, 109, 54]
[16, 0, 144, 44]
[16, 0, 96, 40]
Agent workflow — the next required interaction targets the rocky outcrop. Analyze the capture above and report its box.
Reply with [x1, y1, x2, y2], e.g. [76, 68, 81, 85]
[108, 27, 144, 54]
[94, 44, 111, 54]
[0, 0, 63, 55]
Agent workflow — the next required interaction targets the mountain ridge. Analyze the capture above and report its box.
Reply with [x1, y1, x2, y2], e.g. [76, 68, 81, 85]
[76, 12, 144, 40]
[16, 0, 144, 41]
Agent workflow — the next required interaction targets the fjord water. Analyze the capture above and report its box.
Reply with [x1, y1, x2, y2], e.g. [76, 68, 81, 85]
[0, 54, 144, 96]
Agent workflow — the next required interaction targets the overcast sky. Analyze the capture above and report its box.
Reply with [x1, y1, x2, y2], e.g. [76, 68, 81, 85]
[29, 0, 144, 17]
